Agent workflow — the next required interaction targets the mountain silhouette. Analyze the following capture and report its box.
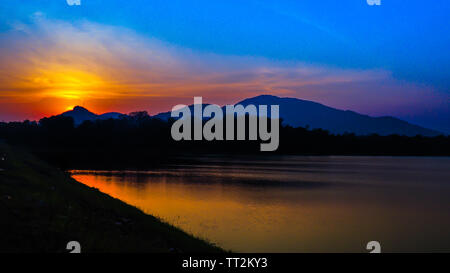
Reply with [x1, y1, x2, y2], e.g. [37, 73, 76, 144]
[56, 96, 442, 136]
[153, 95, 442, 136]
[236, 95, 442, 136]
[61, 106, 125, 125]
[153, 104, 210, 121]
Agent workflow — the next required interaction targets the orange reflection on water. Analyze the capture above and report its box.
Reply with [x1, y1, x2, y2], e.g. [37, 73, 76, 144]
[71, 156, 450, 252]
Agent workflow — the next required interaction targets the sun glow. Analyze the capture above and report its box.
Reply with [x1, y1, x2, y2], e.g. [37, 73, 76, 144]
[15, 64, 117, 115]
[34, 68, 106, 99]
[65, 105, 76, 111]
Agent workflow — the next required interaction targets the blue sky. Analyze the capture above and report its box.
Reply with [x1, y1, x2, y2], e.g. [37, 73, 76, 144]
[0, 0, 449, 132]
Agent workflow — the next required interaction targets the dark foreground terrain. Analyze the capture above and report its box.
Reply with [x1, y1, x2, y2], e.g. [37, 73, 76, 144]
[0, 143, 222, 253]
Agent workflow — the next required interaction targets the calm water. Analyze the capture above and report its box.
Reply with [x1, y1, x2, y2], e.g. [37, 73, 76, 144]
[71, 156, 450, 252]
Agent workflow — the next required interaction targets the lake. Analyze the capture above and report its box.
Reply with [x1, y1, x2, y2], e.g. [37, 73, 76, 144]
[70, 155, 450, 252]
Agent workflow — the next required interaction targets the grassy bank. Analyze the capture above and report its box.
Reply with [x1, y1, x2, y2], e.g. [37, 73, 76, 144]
[0, 143, 222, 253]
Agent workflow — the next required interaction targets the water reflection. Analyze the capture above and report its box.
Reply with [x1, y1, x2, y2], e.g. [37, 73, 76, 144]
[71, 156, 450, 252]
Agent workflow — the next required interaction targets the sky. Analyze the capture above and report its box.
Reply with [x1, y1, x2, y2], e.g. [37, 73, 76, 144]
[0, 0, 449, 133]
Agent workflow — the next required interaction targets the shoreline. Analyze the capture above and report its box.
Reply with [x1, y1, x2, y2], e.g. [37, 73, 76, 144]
[0, 143, 223, 253]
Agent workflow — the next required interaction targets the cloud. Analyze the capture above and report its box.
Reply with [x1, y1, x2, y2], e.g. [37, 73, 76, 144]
[0, 16, 447, 125]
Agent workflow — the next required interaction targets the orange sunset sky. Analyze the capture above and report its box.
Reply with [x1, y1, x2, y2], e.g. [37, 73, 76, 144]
[0, 1, 449, 133]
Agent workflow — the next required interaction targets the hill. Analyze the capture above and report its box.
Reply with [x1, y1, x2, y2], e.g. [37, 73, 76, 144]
[61, 106, 125, 126]
[55, 96, 442, 136]
[237, 95, 441, 136]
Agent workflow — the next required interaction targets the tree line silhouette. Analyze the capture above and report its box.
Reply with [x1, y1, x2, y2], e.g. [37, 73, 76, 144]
[0, 112, 449, 169]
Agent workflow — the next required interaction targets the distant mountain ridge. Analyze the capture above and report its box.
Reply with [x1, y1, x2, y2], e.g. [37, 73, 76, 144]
[61, 106, 125, 126]
[152, 95, 441, 136]
[238, 95, 441, 136]
[56, 96, 442, 136]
